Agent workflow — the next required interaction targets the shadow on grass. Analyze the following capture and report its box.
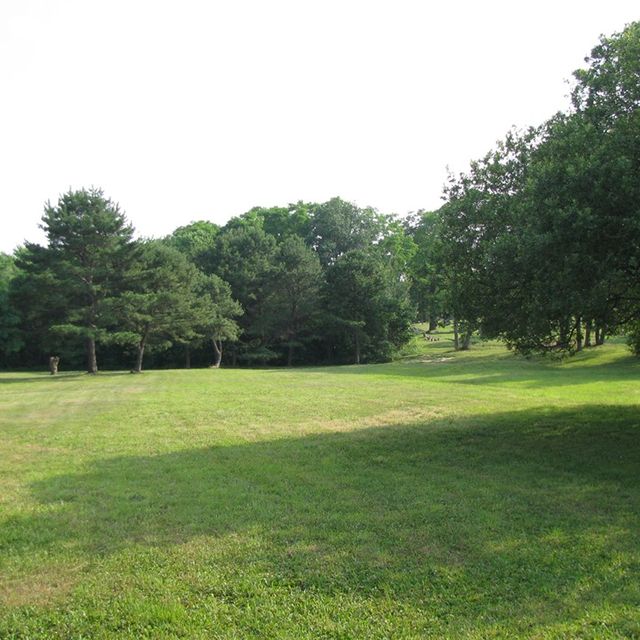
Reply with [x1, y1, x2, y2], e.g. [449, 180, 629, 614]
[320, 347, 640, 388]
[0, 371, 133, 384]
[0, 373, 85, 384]
[4, 405, 639, 625]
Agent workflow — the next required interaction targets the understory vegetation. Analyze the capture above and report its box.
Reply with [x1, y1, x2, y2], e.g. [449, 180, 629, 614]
[0, 336, 638, 638]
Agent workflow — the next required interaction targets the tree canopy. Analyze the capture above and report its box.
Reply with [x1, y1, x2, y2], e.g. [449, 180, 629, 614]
[436, 21, 640, 355]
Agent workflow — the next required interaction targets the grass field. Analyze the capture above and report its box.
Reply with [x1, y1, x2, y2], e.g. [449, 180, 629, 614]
[1, 334, 639, 638]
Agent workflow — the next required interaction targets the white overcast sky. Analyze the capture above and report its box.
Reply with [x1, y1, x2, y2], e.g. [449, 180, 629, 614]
[0, 1, 638, 252]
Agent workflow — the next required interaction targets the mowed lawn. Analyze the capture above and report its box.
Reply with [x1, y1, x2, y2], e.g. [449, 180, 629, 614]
[1, 338, 639, 638]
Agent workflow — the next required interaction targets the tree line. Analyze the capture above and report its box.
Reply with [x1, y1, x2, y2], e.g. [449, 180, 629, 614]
[1, 22, 638, 371]
[0, 194, 423, 372]
[439, 21, 640, 355]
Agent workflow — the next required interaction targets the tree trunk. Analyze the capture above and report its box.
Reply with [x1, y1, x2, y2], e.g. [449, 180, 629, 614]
[211, 339, 222, 368]
[287, 342, 294, 367]
[558, 318, 571, 350]
[453, 318, 460, 351]
[461, 328, 472, 350]
[231, 348, 237, 367]
[185, 345, 191, 369]
[575, 316, 583, 352]
[132, 336, 146, 373]
[428, 315, 438, 333]
[49, 356, 59, 375]
[325, 340, 333, 364]
[86, 337, 98, 374]
[354, 329, 361, 365]
[585, 320, 592, 347]
[595, 327, 605, 346]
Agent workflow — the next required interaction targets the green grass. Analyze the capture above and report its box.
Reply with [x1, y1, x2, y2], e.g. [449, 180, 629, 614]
[1, 334, 639, 638]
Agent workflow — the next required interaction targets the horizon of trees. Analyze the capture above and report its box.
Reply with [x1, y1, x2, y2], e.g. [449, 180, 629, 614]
[1, 21, 639, 371]
[0, 193, 420, 372]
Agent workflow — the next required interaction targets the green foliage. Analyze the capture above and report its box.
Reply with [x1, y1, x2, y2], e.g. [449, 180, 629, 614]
[209, 223, 278, 363]
[440, 128, 541, 351]
[572, 21, 640, 121]
[10, 243, 80, 365]
[307, 197, 385, 267]
[405, 210, 447, 329]
[626, 321, 640, 356]
[107, 240, 212, 372]
[0, 253, 23, 363]
[377, 215, 418, 276]
[242, 202, 313, 241]
[439, 22, 640, 355]
[41, 188, 137, 371]
[163, 220, 220, 272]
[193, 272, 243, 367]
[198, 200, 416, 366]
[5, 192, 419, 369]
[325, 249, 415, 363]
[263, 235, 322, 365]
